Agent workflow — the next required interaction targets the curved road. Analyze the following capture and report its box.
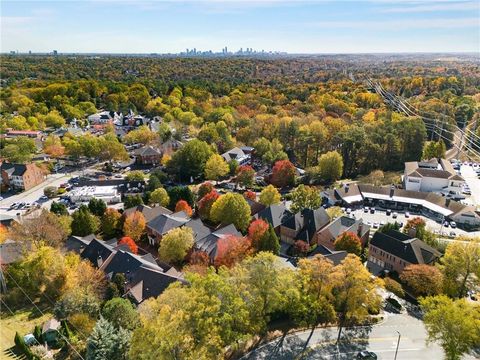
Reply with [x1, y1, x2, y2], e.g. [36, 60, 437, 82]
[241, 312, 476, 360]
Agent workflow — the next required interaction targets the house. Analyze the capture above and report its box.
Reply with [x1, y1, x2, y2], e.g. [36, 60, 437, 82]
[245, 198, 266, 217]
[146, 211, 190, 245]
[88, 111, 122, 125]
[125, 265, 186, 304]
[279, 207, 330, 245]
[367, 229, 441, 275]
[317, 216, 370, 250]
[67, 236, 184, 302]
[194, 224, 242, 261]
[133, 146, 162, 165]
[255, 203, 292, 235]
[64, 234, 96, 254]
[0, 162, 45, 191]
[221, 147, 251, 165]
[123, 110, 149, 127]
[404, 158, 464, 192]
[308, 246, 348, 266]
[42, 318, 61, 344]
[123, 205, 172, 223]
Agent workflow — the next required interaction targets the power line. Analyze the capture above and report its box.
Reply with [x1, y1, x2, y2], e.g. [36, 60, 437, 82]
[4, 271, 86, 360]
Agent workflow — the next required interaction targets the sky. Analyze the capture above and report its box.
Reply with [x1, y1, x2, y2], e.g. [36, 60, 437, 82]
[1, 0, 479, 54]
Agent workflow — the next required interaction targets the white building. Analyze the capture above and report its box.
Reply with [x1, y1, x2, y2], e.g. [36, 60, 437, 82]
[221, 147, 252, 165]
[403, 158, 464, 193]
[69, 186, 121, 204]
[87, 111, 122, 125]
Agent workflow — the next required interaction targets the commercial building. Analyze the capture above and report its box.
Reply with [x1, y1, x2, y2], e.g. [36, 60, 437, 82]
[324, 183, 480, 229]
[367, 229, 441, 275]
[403, 158, 464, 193]
[0, 162, 45, 191]
[68, 185, 121, 204]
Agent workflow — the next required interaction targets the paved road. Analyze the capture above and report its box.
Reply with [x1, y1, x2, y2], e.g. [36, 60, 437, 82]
[242, 312, 476, 360]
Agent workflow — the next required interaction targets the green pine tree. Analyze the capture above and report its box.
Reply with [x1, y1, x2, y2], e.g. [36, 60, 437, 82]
[86, 317, 131, 360]
[71, 205, 99, 236]
[257, 225, 280, 255]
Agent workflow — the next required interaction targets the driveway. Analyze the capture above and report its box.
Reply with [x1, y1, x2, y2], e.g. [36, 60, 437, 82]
[242, 312, 476, 360]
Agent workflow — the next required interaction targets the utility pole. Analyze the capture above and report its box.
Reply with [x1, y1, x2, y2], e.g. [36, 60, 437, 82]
[394, 331, 401, 360]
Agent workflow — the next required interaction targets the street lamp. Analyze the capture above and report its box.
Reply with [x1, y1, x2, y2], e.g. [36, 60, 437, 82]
[394, 330, 401, 360]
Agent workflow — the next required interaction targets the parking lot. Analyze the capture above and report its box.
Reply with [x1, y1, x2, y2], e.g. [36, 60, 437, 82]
[0, 173, 72, 218]
[460, 164, 480, 207]
[346, 207, 469, 239]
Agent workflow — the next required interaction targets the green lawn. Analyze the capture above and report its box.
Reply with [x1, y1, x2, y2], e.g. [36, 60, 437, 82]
[0, 301, 52, 359]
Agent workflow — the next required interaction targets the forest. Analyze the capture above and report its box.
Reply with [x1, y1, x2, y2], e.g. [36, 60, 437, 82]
[1, 54, 479, 179]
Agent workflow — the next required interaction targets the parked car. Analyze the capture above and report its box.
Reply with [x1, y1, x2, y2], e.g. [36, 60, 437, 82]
[9, 202, 18, 210]
[449, 231, 456, 237]
[392, 212, 398, 219]
[450, 221, 457, 228]
[346, 208, 352, 214]
[373, 222, 379, 229]
[386, 209, 391, 216]
[363, 207, 369, 213]
[370, 208, 376, 214]
[39, 195, 48, 201]
[405, 212, 410, 218]
[357, 351, 377, 359]
[443, 221, 450, 228]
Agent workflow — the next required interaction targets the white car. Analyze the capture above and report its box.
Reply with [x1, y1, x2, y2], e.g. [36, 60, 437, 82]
[405, 212, 410, 218]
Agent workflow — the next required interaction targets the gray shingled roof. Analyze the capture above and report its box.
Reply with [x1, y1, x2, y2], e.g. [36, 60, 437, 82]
[370, 230, 441, 265]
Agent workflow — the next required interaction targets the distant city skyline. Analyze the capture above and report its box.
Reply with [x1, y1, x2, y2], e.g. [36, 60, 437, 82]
[2, 0, 479, 54]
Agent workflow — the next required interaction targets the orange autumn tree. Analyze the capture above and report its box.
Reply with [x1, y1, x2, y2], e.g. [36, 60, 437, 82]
[118, 236, 138, 254]
[175, 200, 193, 217]
[123, 211, 146, 242]
[248, 219, 269, 246]
[214, 235, 252, 268]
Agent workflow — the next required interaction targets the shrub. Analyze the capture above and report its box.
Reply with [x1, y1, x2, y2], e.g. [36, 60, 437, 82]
[384, 278, 405, 298]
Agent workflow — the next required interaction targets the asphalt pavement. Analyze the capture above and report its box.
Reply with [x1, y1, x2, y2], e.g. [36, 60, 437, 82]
[242, 312, 476, 360]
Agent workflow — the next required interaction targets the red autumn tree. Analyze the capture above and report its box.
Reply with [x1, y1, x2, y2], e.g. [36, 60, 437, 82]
[271, 160, 296, 188]
[118, 236, 138, 254]
[214, 235, 252, 268]
[175, 200, 193, 217]
[197, 190, 219, 220]
[294, 240, 309, 256]
[243, 190, 256, 201]
[400, 264, 444, 297]
[197, 182, 214, 201]
[248, 219, 269, 246]
[334, 231, 362, 255]
[236, 165, 255, 188]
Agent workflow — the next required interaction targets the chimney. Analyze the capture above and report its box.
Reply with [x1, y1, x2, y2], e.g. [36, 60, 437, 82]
[390, 185, 395, 198]
[446, 198, 451, 207]
[97, 255, 103, 268]
[345, 183, 349, 193]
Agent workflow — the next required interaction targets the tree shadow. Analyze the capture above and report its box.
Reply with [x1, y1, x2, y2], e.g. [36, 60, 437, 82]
[243, 334, 306, 360]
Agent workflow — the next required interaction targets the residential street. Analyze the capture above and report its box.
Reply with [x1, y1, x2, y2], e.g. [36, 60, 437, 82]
[242, 312, 477, 360]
